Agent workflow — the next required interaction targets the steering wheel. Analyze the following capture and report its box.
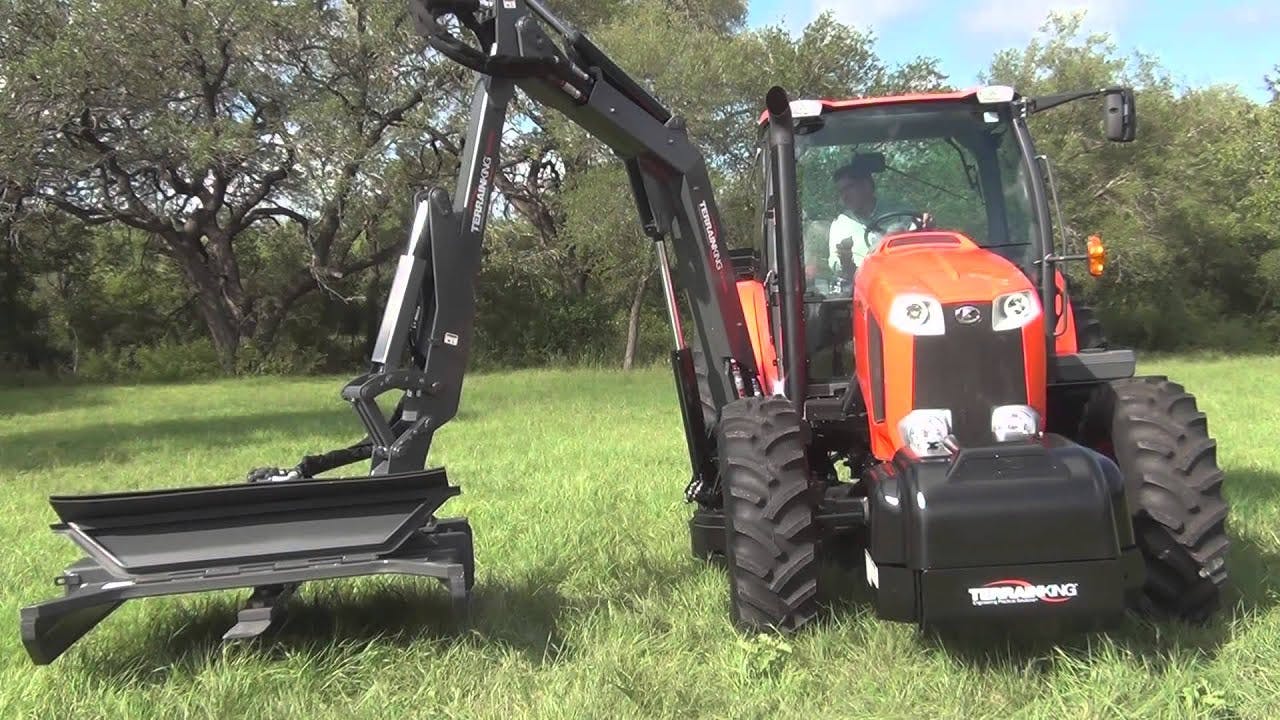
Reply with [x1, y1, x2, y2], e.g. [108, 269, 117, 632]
[864, 211, 930, 243]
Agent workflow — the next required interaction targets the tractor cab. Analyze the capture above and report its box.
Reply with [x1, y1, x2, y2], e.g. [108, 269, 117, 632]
[755, 85, 1135, 399]
[759, 88, 1049, 387]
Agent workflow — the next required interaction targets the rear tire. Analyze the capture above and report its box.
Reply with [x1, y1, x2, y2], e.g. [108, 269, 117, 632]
[1072, 303, 1108, 350]
[1078, 376, 1229, 622]
[718, 396, 821, 632]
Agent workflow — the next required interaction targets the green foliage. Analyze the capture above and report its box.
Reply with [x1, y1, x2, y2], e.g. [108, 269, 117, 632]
[78, 339, 223, 384]
[233, 339, 326, 378]
[985, 12, 1280, 352]
[736, 633, 794, 678]
[1, 2, 1277, 377]
[0, 233, 52, 372]
[0, 0, 464, 370]
[473, 278, 621, 368]
[1178, 680, 1236, 719]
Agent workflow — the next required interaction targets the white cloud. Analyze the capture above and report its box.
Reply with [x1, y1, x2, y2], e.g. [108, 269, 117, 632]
[810, 0, 927, 29]
[964, 0, 1130, 37]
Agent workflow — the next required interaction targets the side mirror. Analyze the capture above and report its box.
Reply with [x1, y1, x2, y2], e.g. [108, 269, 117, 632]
[1104, 88, 1136, 142]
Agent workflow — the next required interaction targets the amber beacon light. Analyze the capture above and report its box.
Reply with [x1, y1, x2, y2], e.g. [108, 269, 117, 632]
[1087, 235, 1106, 277]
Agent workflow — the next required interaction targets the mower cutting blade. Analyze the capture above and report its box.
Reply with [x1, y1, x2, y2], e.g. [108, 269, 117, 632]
[21, 469, 473, 665]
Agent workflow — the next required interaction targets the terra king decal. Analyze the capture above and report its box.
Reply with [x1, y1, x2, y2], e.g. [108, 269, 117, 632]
[469, 131, 499, 235]
[968, 579, 1078, 607]
[697, 199, 724, 271]
[470, 154, 493, 233]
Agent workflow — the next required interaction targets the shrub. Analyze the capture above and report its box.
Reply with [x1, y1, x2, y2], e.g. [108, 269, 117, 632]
[76, 339, 223, 384]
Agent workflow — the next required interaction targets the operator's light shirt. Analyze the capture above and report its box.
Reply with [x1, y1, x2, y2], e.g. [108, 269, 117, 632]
[827, 212, 876, 274]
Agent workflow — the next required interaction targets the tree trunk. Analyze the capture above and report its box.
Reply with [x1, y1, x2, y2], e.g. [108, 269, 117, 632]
[69, 325, 79, 376]
[150, 245, 244, 371]
[250, 289, 305, 359]
[0, 180, 21, 243]
[623, 270, 651, 371]
[193, 290, 242, 372]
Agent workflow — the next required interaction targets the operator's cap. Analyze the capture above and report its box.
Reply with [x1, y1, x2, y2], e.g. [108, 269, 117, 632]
[834, 152, 885, 180]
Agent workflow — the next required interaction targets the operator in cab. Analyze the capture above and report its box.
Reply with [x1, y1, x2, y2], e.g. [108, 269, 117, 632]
[806, 153, 904, 296]
[827, 157, 880, 277]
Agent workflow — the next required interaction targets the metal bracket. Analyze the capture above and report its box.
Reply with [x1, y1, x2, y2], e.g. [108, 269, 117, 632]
[223, 584, 298, 642]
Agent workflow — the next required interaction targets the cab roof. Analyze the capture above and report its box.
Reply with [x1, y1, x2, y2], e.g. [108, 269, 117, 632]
[756, 86, 1019, 126]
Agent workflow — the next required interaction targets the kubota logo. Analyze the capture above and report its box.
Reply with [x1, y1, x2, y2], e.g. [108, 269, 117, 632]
[968, 579, 1078, 607]
[955, 305, 981, 325]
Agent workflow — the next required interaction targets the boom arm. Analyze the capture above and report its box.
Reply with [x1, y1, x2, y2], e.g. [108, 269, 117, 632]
[409, 0, 762, 390]
[290, 0, 768, 499]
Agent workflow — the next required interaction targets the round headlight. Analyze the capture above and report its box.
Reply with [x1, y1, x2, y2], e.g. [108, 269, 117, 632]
[991, 404, 1041, 442]
[1001, 293, 1030, 318]
[992, 290, 1041, 331]
[888, 294, 945, 336]
[898, 409, 952, 456]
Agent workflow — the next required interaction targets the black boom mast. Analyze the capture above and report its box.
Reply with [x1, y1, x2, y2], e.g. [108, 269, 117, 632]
[397, 0, 766, 496]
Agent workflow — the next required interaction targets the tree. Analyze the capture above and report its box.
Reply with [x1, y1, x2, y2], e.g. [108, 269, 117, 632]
[0, 178, 46, 370]
[985, 13, 1276, 350]
[0, 0, 466, 369]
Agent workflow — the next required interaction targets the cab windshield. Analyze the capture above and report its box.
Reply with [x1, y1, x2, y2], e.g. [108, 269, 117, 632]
[797, 101, 1040, 295]
[793, 100, 1041, 381]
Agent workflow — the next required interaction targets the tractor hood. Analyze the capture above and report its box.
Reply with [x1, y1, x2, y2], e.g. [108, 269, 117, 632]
[851, 229, 1048, 462]
[855, 231, 1035, 304]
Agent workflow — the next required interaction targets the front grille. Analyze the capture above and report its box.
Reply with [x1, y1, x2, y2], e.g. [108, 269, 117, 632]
[868, 314, 885, 423]
[912, 302, 1027, 446]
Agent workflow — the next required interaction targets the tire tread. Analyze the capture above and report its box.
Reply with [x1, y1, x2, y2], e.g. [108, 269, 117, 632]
[719, 396, 820, 632]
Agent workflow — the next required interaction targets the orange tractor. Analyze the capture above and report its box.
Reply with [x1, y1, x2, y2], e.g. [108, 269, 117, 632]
[683, 81, 1227, 631]
[21, 0, 1228, 663]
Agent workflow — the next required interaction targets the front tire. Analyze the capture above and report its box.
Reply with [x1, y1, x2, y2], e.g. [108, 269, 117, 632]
[1079, 376, 1229, 622]
[718, 396, 821, 632]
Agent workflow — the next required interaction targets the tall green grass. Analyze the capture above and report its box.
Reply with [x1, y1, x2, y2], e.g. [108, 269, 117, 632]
[1, 357, 1278, 719]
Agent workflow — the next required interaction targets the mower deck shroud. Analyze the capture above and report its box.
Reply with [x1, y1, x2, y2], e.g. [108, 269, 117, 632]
[21, 470, 473, 665]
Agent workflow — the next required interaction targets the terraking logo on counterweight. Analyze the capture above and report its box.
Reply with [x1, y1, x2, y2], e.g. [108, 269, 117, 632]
[968, 579, 1078, 606]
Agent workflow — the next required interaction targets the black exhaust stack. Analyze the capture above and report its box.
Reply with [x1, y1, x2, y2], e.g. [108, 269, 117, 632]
[764, 86, 807, 408]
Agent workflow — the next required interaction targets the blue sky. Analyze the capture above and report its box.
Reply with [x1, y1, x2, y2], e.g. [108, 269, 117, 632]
[746, 0, 1278, 102]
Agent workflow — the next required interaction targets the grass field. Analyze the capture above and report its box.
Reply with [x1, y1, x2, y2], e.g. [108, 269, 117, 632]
[2, 357, 1279, 718]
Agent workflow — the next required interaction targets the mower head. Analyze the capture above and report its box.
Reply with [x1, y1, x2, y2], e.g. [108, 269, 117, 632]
[21, 469, 473, 665]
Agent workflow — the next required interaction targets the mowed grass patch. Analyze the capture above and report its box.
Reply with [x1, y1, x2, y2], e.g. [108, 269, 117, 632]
[0, 358, 1278, 718]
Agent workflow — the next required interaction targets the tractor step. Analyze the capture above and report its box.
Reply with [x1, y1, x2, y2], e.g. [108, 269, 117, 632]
[21, 469, 473, 665]
[688, 484, 868, 563]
